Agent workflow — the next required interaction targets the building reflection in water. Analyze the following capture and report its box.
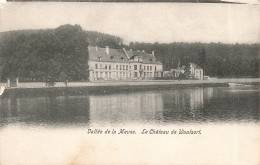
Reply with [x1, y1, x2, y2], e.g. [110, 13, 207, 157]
[0, 87, 216, 125]
[88, 87, 214, 124]
[162, 87, 214, 122]
[89, 92, 164, 124]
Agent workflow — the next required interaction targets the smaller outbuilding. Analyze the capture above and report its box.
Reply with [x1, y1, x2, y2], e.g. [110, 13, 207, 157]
[163, 62, 204, 80]
[189, 63, 203, 80]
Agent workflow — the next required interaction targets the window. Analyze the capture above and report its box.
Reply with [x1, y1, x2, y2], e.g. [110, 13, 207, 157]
[126, 65, 128, 70]
[120, 65, 122, 70]
[95, 72, 98, 78]
[105, 65, 107, 70]
[144, 66, 146, 70]
[116, 65, 118, 70]
[123, 65, 125, 70]
[109, 65, 111, 70]
[140, 65, 142, 69]
[95, 64, 98, 69]
[100, 64, 103, 70]
[155, 66, 157, 71]
[155, 72, 158, 77]
[134, 65, 137, 70]
[98, 57, 101, 61]
[150, 66, 152, 71]
[110, 56, 114, 62]
[134, 72, 137, 77]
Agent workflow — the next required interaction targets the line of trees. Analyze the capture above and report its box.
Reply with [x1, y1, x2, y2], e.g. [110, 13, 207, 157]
[0, 24, 259, 82]
[126, 42, 259, 78]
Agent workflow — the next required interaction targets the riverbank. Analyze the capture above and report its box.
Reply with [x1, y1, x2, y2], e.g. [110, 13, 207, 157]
[1, 78, 259, 97]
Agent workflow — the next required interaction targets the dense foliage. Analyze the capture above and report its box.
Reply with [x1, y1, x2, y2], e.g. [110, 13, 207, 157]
[126, 42, 259, 78]
[0, 24, 89, 81]
[0, 24, 259, 81]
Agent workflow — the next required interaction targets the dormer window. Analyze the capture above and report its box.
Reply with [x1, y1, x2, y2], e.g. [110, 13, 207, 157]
[149, 59, 153, 62]
[98, 57, 102, 61]
[110, 56, 115, 62]
[120, 57, 124, 62]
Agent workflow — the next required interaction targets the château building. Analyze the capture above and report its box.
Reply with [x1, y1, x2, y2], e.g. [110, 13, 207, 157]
[88, 46, 163, 81]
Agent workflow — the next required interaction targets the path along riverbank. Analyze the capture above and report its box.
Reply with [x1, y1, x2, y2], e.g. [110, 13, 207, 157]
[1, 78, 259, 97]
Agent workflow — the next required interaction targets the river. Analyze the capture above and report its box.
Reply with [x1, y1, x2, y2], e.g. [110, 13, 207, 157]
[0, 86, 259, 127]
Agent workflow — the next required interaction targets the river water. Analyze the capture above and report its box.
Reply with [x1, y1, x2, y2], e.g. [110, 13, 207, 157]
[0, 86, 259, 127]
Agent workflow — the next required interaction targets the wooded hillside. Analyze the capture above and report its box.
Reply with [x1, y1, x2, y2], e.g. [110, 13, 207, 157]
[0, 24, 259, 81]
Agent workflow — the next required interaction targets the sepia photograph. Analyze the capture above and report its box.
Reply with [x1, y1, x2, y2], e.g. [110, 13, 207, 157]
[0, 1, 259, 164]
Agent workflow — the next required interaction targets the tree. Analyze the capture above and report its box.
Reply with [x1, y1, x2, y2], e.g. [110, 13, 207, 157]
[0, 24, 89, 81]
[180, 56, 191, 79]
[53, 24, 89, 80]
[198, 48, 206, 73]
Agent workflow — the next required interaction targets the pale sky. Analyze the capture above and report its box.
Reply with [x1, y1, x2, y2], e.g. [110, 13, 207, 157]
[0, 2, 259, 44]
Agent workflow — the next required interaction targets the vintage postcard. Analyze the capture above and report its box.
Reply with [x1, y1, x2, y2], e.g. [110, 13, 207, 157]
[0, 1, 259, 164]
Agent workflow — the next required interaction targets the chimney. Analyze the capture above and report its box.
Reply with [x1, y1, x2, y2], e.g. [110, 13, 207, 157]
[142, 50, 145, 53]
[152, 51, 154, 56]
[95, 46, 98, 51]
[105, 46, 109, 55]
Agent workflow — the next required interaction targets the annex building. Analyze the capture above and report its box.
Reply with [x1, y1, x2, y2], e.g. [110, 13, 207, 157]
[163, 62, 204, 80]
[88, 46, 163, 81]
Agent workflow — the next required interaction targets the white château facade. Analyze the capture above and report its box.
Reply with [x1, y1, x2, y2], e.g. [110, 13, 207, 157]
[88, 46, 163, 81]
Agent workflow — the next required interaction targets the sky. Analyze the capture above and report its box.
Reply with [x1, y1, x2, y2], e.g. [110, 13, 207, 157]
[0, 2, 259, 44]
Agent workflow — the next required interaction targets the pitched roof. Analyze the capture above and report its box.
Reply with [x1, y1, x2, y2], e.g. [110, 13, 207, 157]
[124, 50, 162, 65]
[88, 46, 129, 63]
[190, 62, 203, 70]
[88, 46, 162, 65]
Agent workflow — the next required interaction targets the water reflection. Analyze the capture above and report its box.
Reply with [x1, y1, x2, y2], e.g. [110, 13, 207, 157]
[0, 86, 259, 126]
[89, 92, 163, 124]
[162, 88, 213, 122]
[0, 95, 90, 126]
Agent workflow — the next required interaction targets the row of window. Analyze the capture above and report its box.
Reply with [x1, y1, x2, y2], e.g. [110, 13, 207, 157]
[95, 64, 129, 70]
[134, 65, 156, 71]
[94, 63, 158, 71]
[116, 65, 129, 71]
[94, 71, 130, 79]
[195, 70, 203, 74]
[93, 71, 154, 79]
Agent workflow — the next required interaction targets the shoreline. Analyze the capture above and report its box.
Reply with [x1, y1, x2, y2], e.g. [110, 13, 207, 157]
[1, 78, 259, 97]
